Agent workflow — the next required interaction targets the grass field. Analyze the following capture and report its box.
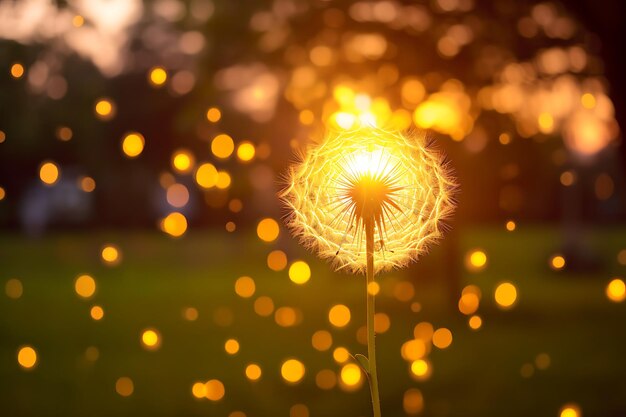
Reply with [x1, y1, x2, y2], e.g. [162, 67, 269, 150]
[1, 225, 626, 417]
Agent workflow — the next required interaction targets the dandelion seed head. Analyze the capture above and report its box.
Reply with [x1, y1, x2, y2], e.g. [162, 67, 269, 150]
[282, 128, 455, 274]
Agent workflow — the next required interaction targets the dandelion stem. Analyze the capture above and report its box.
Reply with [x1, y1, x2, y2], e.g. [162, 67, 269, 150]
[365, 217, 382, 417]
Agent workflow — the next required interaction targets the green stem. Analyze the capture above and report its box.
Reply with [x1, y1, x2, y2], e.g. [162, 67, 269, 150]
[365, 218, 382, 417]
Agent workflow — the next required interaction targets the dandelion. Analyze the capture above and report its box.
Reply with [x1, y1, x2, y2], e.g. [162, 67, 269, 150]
[281, 127, 455, 417]
[282, 128, 455, 272]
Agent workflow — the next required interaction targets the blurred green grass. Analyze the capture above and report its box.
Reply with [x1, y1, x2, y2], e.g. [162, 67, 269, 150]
[1, 226, 626, 417]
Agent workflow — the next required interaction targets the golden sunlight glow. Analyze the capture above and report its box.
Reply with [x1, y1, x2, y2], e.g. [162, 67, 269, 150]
[274, 307, 299, 327]
[550, 254, 566, 270]
[506, 220, 516, 231]
[254, 296, 274, 317]
[237, 141, 256, 162]
[79, 176, 96, 192]
[499, 133, 511, 145]
[195, 163, 218, 188]
[206, 107, 222, 123]
[39, 161, 60, 185]
[432, 328, 453, 349]
[122, 132, 145, 158]
[311, 330, 333, 351]
[403, 388, 424, 415]
[333, 347, 350, 363]
[245, 363, 262, 381]
[161, 212, 188, 237]
[224, 338, 240, 355]
[235, 276, 256, 298]
[374, 312, 391, 333]
[216, 171, 231, 189]
[340, 363, 362, 387]
[149, 67, 167, 87]
[410, 359, 430, 379]
[413, 322, 434, 342]
[116, 377, 134, 397]
[141, 328, 161, 350]
[401, 79, 426, 106]
[413, 87, 472, 140]
[606, 278, 626, 302]
[17, 346, 37, 369]
[75, 275, 96, 298]
[564, 110, 615, 157]
[310, 45, 333, 66]
[10, 63, 25, 78]
[334, 112, 357, 129]
[204, 379, 225, 401]
[538, 112, 554, 134]
[466, 249, 487, 272]
[282, 128, 455, 273]
[401, 339, 426, 361]
[288, 260, 311, 284]
[299, 110, 314, 125]
[563, 172, 577, 186]
[581, 93, 596, 109]
[101, 245, 121, 265]
[328, 304, 351, 328]
[229, 199, 243, 213]
[469, 315, 482, 330]
[95, 98, 115, 120]
[326, 86, 398, 130]
[212, 134, 235, 159]
[560, 404, 581, 417]
[458, 292, 480, 315]
[281, 359, 305, 384]
[267, 250, 288, 271]
[192, 382, 207, 398]
[367, 281, 380, 295]
[90, 305, 104, 321]
[172, 149, 195, 173]
[72, 15, 84, 27]
[257, 218, 279, 242]
[495, 282, 518, 309]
